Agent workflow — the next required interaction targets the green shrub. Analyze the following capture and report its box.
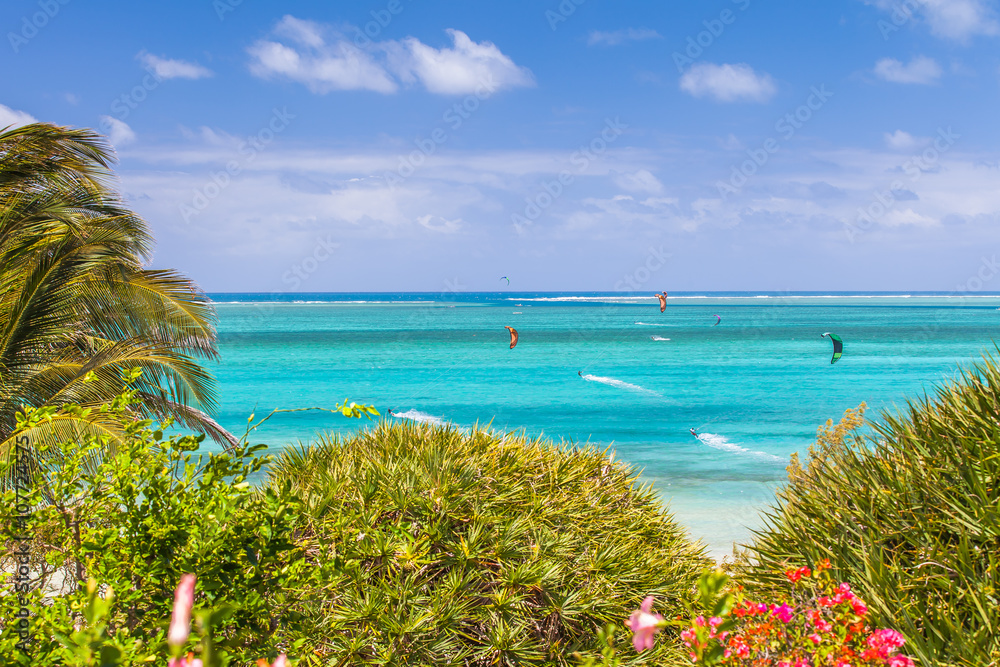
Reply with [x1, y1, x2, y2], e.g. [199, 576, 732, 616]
[0, 382, 323, 665]
[268, 420, 711, 666]
[743, 355, 1000, 666]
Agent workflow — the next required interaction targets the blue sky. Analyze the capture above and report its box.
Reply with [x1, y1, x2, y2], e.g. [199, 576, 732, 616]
[3, 0, 1000, 292]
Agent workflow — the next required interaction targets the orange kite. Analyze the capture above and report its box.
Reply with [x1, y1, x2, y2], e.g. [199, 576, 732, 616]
[505, 326, 519, 349]
[656, 292, 668, 313]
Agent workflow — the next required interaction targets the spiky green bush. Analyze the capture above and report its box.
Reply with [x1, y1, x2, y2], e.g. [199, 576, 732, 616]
[744, 355, 1000, 666]
[268, 421, 710, 666]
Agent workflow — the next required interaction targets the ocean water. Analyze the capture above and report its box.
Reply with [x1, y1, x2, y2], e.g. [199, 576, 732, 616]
[208, 292, 1000, 557]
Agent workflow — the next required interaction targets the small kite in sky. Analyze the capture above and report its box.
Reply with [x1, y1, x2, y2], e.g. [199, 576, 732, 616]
[821, 332, 843, 364]
[500, 276, 510, 286]
[656, 292, 668, 313]
[505, 326, 519, 349]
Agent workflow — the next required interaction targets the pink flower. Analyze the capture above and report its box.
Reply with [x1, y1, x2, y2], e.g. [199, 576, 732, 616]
[627, 596, 664, 652]
[851, 599, 868, 616]
[888, 656, 915, 667]
[168, 656, 203, 667]
[808, 633, 822, 644]
[267, 657, 289, 667]
[868, 628, 906, 651]
[168, 574, 196, 647]
[833, 582, 856, 604]
[770, 604, 794, 623]
[814, 618, 833, 633]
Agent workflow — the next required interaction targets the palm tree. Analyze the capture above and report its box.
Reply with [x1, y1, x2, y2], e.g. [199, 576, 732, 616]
[0, 122, 235, 465]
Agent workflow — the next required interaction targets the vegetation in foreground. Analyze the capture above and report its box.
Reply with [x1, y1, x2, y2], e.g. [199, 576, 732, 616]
[268, 420, 711, 666]
[0, 384, 710, 666]
[741, 355, 1000, 666]
[0, 378, 328, 665]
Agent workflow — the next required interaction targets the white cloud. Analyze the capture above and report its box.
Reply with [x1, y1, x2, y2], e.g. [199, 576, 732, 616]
[0, 104, 36, 129]
[98, 116, 136, 146]
[587, 28, 662, 46]
[865, 0, 999, 40]
[679, 63, 776, 103]
[248, 16, 533, 96]
[884, 130, 930, 150]
[921, 0, 1000, 39]
[391, 29, 534, 95]
[138, 51, 213, 80]
[109, 126, 1000, 292]
[416, 214, 463, 233]
[614, 169, 663, 194]
[719, 134, 744, 150]
[248, 17, 397, 94]
[874, 56, 942, 84]
[249, 39, 397, 93]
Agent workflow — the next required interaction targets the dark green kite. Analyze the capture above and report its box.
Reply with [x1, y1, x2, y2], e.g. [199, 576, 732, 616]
[821, 333, 843, 364]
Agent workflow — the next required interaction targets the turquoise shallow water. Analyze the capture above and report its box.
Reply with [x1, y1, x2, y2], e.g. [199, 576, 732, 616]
[208, 292, 1000, 557]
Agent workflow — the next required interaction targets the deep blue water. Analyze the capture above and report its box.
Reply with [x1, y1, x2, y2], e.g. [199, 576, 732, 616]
[207, 292, 1000, 556]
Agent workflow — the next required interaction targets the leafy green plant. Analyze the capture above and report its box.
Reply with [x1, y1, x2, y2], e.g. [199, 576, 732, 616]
[0, 377, 375, 665]
[743, 353, 1000, 666]
[268, 420, 711, 666]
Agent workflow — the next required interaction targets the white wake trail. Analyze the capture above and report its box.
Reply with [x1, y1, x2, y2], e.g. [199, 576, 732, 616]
[581, 374, 661, 397]
[695, 433, 783, 461]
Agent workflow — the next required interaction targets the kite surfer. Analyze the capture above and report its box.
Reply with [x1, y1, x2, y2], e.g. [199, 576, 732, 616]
[656, 292, 668, 313]
[689, 428, 698, 437]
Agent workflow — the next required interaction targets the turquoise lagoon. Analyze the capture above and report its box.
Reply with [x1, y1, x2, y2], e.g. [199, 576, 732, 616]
[208, 292, 1000, 557]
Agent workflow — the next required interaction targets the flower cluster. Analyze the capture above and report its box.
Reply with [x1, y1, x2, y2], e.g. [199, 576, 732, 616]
[628, 562, 918, 666]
